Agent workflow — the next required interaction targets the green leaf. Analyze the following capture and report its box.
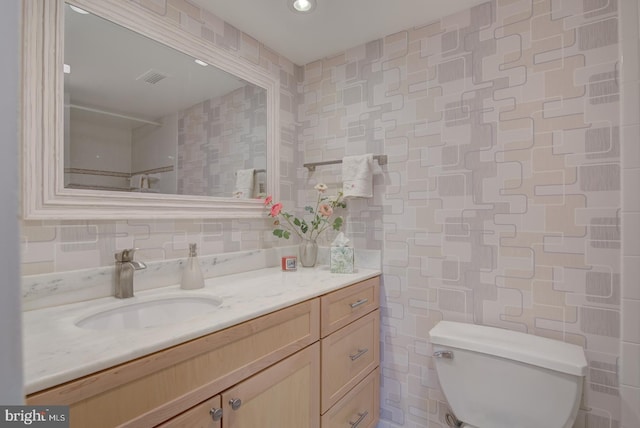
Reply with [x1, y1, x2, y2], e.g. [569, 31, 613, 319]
[293, 217, 301, 226]
[273, 229, 290, 239]
[332, 217, 343, 230]
[300, 222, 308, 234]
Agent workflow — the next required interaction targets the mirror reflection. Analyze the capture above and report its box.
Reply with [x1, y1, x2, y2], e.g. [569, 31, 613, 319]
[63, 4, 267, 198]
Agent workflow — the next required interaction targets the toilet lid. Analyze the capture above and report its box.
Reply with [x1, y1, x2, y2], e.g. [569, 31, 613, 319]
[429, 321, 587, 376]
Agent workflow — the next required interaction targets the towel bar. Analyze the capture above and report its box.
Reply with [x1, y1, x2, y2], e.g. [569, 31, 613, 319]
[234, 169, 266, 175]
[303, 155, 387, 172]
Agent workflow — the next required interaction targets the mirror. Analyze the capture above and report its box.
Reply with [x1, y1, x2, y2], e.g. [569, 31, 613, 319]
[22, 0, 279, 219]
[64, 4, 267, 198]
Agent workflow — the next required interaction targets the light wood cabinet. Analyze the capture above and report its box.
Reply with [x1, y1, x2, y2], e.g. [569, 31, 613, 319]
[221, 343, 319, 428]
[320, 278, 380, 427]
[26, 277, 380, 428]
[320, 277, 379, 337]
[321, 368, 379, 428]
[161, 344, 319, 428]
[321, 310, 379, 413]
[157, 395, 221, 428]
[27, 299, 319, 427]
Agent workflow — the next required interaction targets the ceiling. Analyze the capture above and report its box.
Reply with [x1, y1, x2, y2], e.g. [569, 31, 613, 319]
[191, 0, 487, 65]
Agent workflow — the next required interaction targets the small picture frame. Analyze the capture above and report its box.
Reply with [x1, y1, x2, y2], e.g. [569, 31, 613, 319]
[281, 256, 297, 271]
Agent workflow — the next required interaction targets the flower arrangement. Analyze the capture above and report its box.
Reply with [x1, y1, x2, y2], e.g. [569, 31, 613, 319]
[264, 184, 346, 241]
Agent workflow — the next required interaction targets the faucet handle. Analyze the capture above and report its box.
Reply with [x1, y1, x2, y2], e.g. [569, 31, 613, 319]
[115, 248, 139, 262]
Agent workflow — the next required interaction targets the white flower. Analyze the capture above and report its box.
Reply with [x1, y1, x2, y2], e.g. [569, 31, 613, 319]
[314, 183, 328, 192]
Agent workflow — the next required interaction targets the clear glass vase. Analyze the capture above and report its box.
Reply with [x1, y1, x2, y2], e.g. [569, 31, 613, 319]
[298, 238, 318, 267]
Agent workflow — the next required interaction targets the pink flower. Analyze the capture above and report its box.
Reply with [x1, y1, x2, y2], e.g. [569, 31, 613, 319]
[270, 203, 283, 217]
[318, 204, 333, 217]
[264, 195, 273, 206]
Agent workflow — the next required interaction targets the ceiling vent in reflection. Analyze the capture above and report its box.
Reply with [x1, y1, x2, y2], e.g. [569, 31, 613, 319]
[136, 69, 169, 85]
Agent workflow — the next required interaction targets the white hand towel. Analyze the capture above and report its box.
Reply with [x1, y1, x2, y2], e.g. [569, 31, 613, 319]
[342, 154, 373, 198]
[234, 169, 255, 199]
[130, 174, 144, 189]
[145, 173, 160, 189]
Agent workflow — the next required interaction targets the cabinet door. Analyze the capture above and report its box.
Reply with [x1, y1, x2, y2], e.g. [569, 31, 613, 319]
[222, 343, 320, 428]
[157, 395, 222, 428]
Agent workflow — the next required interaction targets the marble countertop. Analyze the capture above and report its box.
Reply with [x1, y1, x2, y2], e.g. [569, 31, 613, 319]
[23, 265, 381, 395]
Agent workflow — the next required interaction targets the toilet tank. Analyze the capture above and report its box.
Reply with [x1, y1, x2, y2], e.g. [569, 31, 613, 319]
[429, 321, 587, 428]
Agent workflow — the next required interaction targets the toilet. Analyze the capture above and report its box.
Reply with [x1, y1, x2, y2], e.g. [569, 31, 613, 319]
[429, 321, 587, 428]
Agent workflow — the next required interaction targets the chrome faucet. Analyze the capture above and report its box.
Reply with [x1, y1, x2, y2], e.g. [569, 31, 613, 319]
[114, 248, 147, 298]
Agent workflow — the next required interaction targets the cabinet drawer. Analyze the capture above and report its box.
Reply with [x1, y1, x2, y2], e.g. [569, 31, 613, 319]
[321, 367, 379, 428]
[321, 277, 379, 337]
[321, 309, 379, 413]
[157, 395, 221, 428]
[28, 299, 319, 428]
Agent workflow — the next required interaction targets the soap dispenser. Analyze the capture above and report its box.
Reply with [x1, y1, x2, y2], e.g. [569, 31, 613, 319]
[181, 243, 204, 290]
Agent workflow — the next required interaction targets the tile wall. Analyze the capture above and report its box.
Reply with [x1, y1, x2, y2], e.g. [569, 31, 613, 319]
[178, 84, 267, 198]
[20, 0, 639, 427]
[297, 0, 636, 426]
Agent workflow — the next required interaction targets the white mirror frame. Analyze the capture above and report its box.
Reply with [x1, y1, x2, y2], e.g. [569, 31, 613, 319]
[22, 0, 279, 220]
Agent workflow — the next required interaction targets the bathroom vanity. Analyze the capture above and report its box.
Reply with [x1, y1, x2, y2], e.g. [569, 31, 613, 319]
[24, 267, 380, 428]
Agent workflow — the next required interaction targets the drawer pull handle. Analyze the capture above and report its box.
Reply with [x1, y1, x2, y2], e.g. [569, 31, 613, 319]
[229, 398, 242, 410]
[209, 407, 223, 422]
[349, 348, 369, 361]
[349, 411, 369, 427]
[350, 298, 368, 309]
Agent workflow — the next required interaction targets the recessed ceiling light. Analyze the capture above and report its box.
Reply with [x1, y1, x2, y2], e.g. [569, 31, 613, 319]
[289, 0, 316, 13]
[68, 5, 89, 14]
[194, 59, 208, 67]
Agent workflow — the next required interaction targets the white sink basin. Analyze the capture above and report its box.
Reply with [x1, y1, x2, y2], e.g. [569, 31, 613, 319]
[75, 295, 223, 330]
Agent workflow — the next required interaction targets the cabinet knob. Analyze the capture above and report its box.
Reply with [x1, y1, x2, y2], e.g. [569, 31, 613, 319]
[209, 407, 223, 422]
[229, 398, 242, 411]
